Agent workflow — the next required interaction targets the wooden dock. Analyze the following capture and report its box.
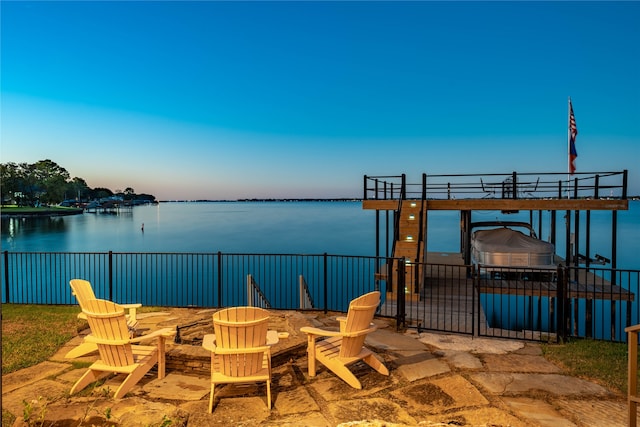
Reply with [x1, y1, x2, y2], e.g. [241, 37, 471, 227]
[365, 171, 632, 339]
[380, 252, 634, 339]
[478, 266, 634, 301]
[85, 202, 133, 214]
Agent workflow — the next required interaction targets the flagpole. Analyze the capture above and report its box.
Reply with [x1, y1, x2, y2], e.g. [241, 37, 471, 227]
[567, 97, 571, 199]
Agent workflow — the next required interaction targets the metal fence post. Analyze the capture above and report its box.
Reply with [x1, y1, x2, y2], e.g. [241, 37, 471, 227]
[473, 264, 478, 336]
[108, 250, 113, 301]
[397, 260, 406, 330]
[323, 253, 328, 314]
[4, 251, 10, 303]
[217, 251, 223, 308]
[557, 265, 567, 343]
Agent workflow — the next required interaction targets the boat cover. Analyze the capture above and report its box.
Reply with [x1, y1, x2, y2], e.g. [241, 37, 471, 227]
[472, 227, 556, 269]
[472, 228, 554, 254]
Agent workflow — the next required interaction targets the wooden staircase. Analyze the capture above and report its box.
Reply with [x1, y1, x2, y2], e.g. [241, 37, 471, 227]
[389, 200, 427, 301]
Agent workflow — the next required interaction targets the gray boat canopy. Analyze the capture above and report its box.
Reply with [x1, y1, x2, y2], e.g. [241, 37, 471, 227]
[471, 224, 556, 269]
[472, 227, 554, 254]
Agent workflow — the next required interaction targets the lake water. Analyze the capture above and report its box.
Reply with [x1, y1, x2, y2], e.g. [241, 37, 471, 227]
[2, 200, 639, 270]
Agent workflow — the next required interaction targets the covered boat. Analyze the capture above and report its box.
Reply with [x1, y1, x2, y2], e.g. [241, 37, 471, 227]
[471, 222, 555, 277]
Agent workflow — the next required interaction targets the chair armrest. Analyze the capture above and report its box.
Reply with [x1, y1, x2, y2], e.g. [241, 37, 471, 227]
[336, 316, 375, 334]
[342, 326, 377, 338]
[626, 324, 640, 333]
[130, 327, 175, 343]
[85, 335, 129, 345]
[300, 326, 343, 338]
[119, 303, 142, 309]
[119, 303, 141, 323]
[202, 334, 216, 352]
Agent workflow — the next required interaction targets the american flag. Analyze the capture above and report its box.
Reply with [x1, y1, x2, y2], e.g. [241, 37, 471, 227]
[569, 100, 578, 174]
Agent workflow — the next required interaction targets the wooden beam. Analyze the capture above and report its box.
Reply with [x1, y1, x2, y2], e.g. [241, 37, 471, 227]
[363, 199, 628, 211]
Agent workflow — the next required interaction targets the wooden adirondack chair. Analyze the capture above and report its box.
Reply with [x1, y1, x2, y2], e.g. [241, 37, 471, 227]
[65, 278, 142, 359]
[300, 291, 389, 389]
[204, 306, 272, 412]
[69, 298, 174, 399]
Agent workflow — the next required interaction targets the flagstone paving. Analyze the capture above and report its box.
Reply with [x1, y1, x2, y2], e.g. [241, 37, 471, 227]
[2, 308, 633, 426]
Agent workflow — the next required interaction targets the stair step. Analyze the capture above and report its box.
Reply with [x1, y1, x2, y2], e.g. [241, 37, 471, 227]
[396, 241, 418, 248]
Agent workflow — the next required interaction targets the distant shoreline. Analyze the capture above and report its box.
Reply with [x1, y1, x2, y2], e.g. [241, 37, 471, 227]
[1, 207, 83, 218]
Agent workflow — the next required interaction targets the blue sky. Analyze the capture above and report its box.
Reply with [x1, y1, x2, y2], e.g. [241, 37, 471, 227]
[2, 1, 639, 200]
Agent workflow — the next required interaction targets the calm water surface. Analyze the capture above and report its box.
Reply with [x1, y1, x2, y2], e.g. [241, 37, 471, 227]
[2, 201, 639, 269]
[1, 202, 377, 255]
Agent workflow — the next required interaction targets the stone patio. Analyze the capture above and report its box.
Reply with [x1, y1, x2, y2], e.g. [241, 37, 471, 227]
[2, 308, 633, 426]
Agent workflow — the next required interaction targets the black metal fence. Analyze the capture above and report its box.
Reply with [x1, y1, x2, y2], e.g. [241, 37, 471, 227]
[394, 260, 638, 342]
[364, 170, 628, 200]
[1, 251, 397, 315]
[403, 261, 477, 335]
[563, 266, 639, 342]
[2, 251, 638, 342]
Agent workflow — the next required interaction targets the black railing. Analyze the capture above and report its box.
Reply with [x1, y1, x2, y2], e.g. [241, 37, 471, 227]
[2, 251, 638, 342]
[1, 251, 398, 315]
[478, 265, 561, 341]
[564, 266, 639, 341]
[408, 262, 477, 335]
[476, 264, 638, 342]
[364, 170, 628, 201]
[393, 260, 638, 343]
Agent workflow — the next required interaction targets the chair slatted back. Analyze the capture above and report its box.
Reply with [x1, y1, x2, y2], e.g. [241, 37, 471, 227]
[213, 307, 269, 377]
[83, 299, 134, 367]
[339, 291, 380, 358]
[70, 279, 97, 310]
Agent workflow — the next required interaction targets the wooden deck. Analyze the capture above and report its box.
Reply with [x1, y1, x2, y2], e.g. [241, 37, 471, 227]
[479, 279, 634, 301]
[478, 265, 634, 301]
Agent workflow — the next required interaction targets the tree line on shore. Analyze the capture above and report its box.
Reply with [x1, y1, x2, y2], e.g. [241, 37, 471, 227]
[0, 159, 156, 207]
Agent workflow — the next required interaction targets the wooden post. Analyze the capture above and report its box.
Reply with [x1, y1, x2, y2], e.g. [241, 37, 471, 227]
[626, 324, 639, 427]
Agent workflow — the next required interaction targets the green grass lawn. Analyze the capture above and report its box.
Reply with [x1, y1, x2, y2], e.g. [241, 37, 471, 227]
[2, 304, 85, 374]
[1, 205, 81, 215]
[542, 338, 632, 395]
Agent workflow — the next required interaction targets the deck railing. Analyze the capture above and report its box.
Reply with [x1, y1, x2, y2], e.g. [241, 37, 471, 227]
[2, 251, 638, 342]
[564, 266, 639, 341]
[364, 170, 628, 201]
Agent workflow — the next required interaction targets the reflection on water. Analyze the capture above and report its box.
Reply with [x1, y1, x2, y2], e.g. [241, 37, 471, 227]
[1, 217, 67, 250]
